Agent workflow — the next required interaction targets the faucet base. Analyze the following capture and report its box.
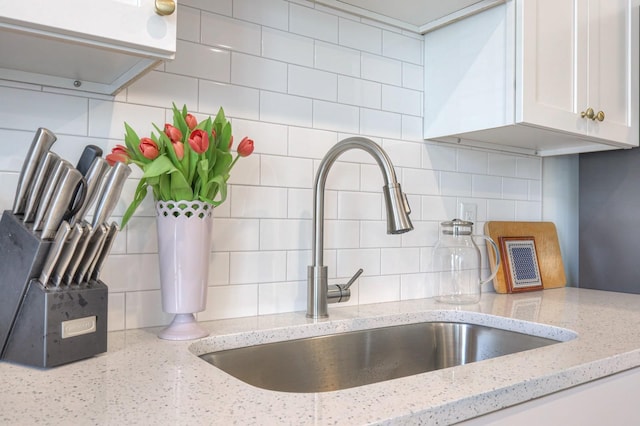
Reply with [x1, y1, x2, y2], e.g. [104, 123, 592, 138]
[307, 265, 328, 318]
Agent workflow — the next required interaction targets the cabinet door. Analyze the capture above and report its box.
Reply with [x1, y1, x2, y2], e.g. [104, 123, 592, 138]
[519, 0, 589, 136]
[586, 0, 635, 145]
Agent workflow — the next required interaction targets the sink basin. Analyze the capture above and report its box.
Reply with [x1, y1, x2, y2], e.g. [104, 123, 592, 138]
[200, 321, 561, 393]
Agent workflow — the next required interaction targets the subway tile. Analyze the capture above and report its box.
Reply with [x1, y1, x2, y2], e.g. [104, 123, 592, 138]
[232, 0, 289, 30]
[260, 219, 312, 250]
[503, 177, 529, 200]
[126, 70, 198, 108]
[181, 0, 232, 15]
[125, 290, 173, 328]
[360, 108, 401, 139]
[337, 191, 382, 220]
[401, 168, 439, 196]
[336, 248, 380, 276]
[231, 118, 288, 155]
[200, 284, 259, 320]
[288, 65, 337, 102]
[472, 175, 502, 198]
[313, 100, 359, 133]
[457, 197, 488, 222]
[420, 195, 457, 221]
[231, 186, 288, 218]
[382, 31, 423, 65]
[458, 149, 488, 174]
[516, 201, 542, 221]
[488, 153, 517, 177]
[287, 249, 339, 282]
[287, 188, 338, 220]
[227, 153, 260, 185]
[288, 126, 337, 159]
[402, 63, 424, 91]
[423, 143, 457, 171]
[0, 129, 43, 172]
[440, 171, 472, 197]
[401, 273, 435, 300]
[487, 199, 516, 221]
[315, 41, 361, 77]
[201, 12, 261, 55]
[209, 252, 230, 286]
[0, 86, 88, 135]
[361, 53, 402, 86]
[176, 5, 201, 42]
[100, 254, 159, 292]
[324, 220, 360, 249]
[381, 85, 422, 116]
[290, 3, 338, 43]
[231, 52, 287, 93]
[258, 281, 307, 315]
[381, 248, 420, 274]
[358, 275, 400, 304]
[126, 217, 157, 253]
[360, 163, 385, 192]
[261, 155, 313, 188]
[337, 76, 381, 109]
[360, 221, 401, 248]
[260, 91, 313, 127]
[262, 27, 314, 67]
[199, 80, 260, 120]
[402, 115, 423, 142]
[338, 18, 382, 55]
[529, 180, 542, 201]
[381, 139, 421, 168]
[401, 220, 439, 248]
[211, 218, 260, 251]
[517, 157, 542, 179]
[230, 251, 287, 284]
[107, 293, 125, 331]
[165, 40, 230, 82]
[320, 160, 360, 191]
[420, 247, 434, 273]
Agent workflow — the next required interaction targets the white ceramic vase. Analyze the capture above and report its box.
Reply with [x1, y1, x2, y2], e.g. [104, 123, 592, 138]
[155, 200, 213, 340]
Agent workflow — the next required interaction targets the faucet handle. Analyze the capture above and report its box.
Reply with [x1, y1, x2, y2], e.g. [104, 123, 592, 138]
[402, 192, 411, 214]
[328, 268, 363, 304]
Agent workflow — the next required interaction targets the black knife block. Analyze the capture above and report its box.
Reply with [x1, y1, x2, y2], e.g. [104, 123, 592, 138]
[0, 211, 108, 368]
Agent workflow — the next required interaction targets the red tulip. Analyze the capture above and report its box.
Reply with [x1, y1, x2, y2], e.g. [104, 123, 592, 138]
[138, 137, 159, 160]
[188, 129, 209, 154]
[237, 136, 254, 157]
[172, 140, 184, 160]
[185, 113, 197, 130]
[164, 124, 182, 143]
[106, 144, 131, 166]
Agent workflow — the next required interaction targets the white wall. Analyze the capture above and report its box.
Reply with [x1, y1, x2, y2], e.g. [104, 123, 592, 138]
[0, 0, 542, 331]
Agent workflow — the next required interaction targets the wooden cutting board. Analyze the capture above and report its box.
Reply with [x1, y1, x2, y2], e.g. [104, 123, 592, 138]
[484, 221, 566, 293]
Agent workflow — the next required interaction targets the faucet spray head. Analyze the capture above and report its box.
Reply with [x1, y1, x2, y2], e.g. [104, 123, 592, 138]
[383, 183, 413, 234]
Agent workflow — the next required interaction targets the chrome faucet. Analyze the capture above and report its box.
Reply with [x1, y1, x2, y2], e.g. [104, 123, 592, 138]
[307, 137, 414, 318]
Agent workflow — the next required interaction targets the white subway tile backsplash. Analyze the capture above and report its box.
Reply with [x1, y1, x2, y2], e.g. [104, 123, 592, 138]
[262, 27, 314, 67]
[290, 3, 338, 43]
[231, 52, 287, 92]
[232, 0, 289, 30]
[199, 81, 260, 120]
[338, 76, 381, 109]
[0, 0, 541, 330]
[201, 12, 261, 55]
[0, 86, 88, 135]
[165, 40, 230, 82]
[230, 251, 287, 284]
[382, 31, 423, 65]
[313, 100, 360, 133]
[260, 91, 313, 127]
[288, 65, 337, 102]
[361, 53, 402, 86]
[338, 18, 382, 55]
[315, 41, 361, 77]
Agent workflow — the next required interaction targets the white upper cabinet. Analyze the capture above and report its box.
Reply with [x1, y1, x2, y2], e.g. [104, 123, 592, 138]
[0, 0, 177, 95]
[424, 0, 639, 156]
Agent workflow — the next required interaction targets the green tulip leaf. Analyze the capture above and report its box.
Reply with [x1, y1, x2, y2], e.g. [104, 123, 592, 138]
[121, 178, 149, 229]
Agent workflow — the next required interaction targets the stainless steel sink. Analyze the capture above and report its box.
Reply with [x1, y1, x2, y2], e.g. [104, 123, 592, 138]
[200, 321, 560, 393]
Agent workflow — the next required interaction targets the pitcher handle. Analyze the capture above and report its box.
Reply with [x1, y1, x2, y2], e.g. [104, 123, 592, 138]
[473, 235, 501, 286]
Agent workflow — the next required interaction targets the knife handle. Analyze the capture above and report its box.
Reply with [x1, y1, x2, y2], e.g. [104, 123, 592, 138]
[13, 128, 57, 215]
[50, 223, 84, 287]
[23, 151, 59, 223]
[32, 158, 67, 232]
[63, 223, 93, 285]
[92, 161, 132, 229]
[74, 224, 108, 284]
[38, 221, 71, 287]
[89, 221, 119, 282]
[41, 167, 86, 240]
[68, 157, 109, 226]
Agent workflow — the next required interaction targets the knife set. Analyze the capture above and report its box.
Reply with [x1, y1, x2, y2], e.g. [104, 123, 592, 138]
[0, 128, 131, 368]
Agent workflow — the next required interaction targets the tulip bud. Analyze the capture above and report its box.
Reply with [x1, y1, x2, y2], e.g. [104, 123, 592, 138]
[138, 137, 160, 160]
[188, 129, 209, 154]
[164, 124, 183, 143]
[173, 140, 184, 160]
[185, 113, 197, 131]
[106, 144, 131, 166]
[237, 136, 254, 157]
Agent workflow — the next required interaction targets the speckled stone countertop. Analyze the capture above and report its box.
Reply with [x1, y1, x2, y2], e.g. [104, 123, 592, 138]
[2, 287, 640, 425]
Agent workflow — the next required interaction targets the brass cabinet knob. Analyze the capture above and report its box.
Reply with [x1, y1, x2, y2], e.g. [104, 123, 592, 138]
[593, 110, 605, 122]
[580, 107, 595, 120]
[154, 0, 176, 16]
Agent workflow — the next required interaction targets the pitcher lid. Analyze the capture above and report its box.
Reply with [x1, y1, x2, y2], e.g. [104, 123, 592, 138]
[441, 218, 473, 236]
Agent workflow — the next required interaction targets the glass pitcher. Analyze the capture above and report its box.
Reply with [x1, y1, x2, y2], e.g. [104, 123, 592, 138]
[432, 219, 500, 304]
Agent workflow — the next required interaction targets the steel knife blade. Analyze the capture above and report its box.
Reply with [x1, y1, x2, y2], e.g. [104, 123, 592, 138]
[88, 221, 119, 282]
[73, 223, 108, 284]
[23, 151, 59, 223]
[13, 127, 57, 215]
[63, 223, 93, 285]
[38, 221, 71, 287]
[91, 161, 131, 228]
[40, 164, 85, 240]
[50, 223, 84, 287]
[32, 157, 67, 232]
